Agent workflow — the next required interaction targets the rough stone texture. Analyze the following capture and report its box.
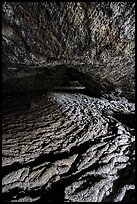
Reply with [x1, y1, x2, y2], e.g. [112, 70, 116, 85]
[2, 2, 135, 202]
[2, 2, 135, 100]
[2, 91, 135, 202]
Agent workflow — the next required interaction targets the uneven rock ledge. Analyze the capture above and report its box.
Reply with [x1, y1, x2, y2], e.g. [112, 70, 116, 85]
[2, 91, 135, 202]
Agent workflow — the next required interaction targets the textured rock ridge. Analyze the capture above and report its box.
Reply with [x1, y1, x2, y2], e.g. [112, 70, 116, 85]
[2, 92, 135, 202]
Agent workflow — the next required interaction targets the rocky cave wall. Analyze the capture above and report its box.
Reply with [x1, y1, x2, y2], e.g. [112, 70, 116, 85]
[2, 2, 135, 202]
[2, 2, 135, 100]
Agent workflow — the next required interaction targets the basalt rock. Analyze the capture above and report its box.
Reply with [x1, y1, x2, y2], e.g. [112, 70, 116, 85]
[2, 92, 135, 202]
[2, 3, 135, 202]
[2, 2, 135, 100]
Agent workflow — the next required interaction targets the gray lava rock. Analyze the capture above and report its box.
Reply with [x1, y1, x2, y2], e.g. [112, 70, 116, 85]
[2, 92, 135, 202]
[2, 2, 135, 100]
[2, 2, 135, 201]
